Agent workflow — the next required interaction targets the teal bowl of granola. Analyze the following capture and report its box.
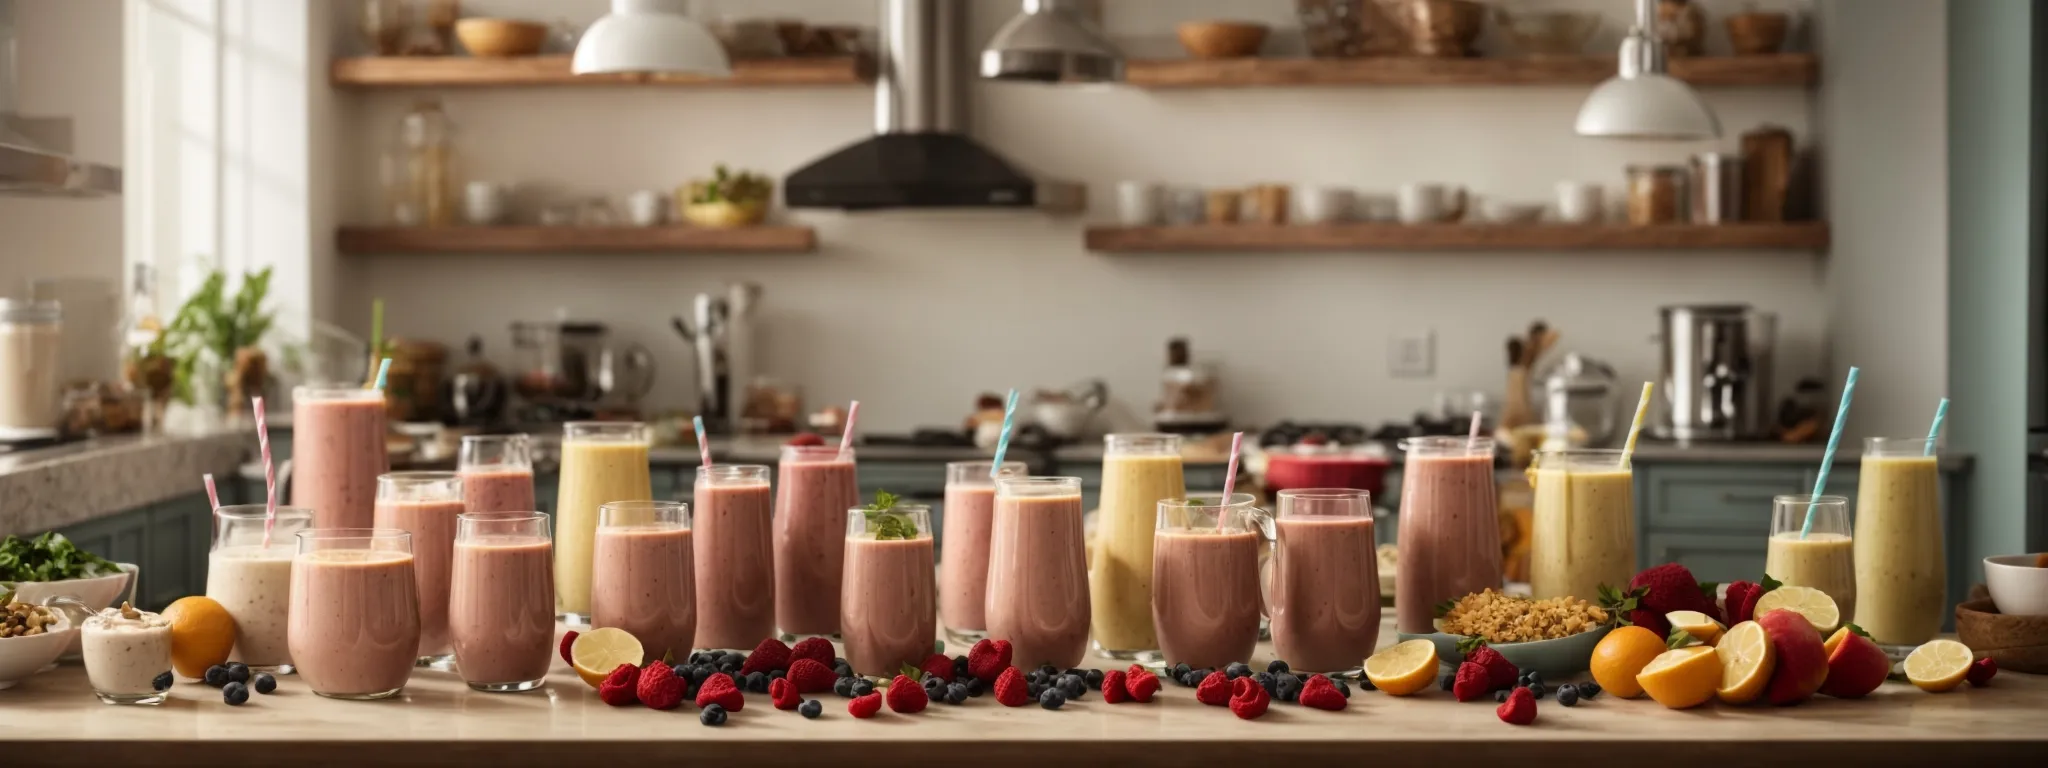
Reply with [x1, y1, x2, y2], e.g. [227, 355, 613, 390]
[1398, 589, 1614, 677]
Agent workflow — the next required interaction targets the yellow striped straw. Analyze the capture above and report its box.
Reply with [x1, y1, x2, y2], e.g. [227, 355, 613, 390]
[1620, 381, 1654, 467]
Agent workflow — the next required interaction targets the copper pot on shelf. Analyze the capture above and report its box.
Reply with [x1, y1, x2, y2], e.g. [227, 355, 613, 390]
[1388, 0, 1484, 58]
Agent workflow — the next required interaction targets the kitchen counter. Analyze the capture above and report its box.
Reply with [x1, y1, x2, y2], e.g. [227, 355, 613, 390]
[0, 429, 248, 536]
[5, 620, 2039, 765]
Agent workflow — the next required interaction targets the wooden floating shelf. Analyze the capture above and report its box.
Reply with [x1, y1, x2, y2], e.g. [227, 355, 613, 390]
[330, 54, 872, 89]
[1085, 222, 1831, 253]
[1124, 53, 1816, 88]
[336, 225, 818, 254]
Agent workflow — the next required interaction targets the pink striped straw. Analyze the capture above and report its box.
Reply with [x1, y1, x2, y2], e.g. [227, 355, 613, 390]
[1216, 431, 1244, 532]
[252, 396, 276, 547]
[202, 473, 221, 511]
[837, 400, 860, 460]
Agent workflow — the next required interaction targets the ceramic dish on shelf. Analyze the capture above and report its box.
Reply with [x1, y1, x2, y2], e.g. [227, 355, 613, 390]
[1176, 21, 1269, 59]
[454, 18, 549, 58]
[1398, 625, 1612, 677]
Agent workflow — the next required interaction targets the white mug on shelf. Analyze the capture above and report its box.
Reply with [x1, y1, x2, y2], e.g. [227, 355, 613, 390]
[626, 190, 668, 227]
[1555, 182, 1605, 224]
[1397, 183, 1463, 224]
[1115, 181, 1163, 226]
[1296, 187, 1356, 224]
[1358, 193, 1399, 222]
[464, 182, 511, 225]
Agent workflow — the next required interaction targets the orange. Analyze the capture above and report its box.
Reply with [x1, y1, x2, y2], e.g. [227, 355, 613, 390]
[1590, 625, 1666, 699]
[163, 596, 238, 679]
[1636, 646, 1721, 709]
[1713, 620, 1776, 705]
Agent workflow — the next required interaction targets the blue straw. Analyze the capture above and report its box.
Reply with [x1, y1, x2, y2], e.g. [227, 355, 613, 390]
[989, 389, 1019, 478]
[1923, 398, 1949, 456]
[372, 357, 393, 391]
[693, 415, 711, 467]
[1802, 366, 1859, 538]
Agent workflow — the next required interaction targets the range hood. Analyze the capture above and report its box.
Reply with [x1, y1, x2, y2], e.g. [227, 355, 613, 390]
[0, 0, 121, 197]
[783, 0, 1081, 211]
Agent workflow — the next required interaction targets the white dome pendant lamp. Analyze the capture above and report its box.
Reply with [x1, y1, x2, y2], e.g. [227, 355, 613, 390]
[1575, 0, 1720, 140]
[573, 0, 732, 77]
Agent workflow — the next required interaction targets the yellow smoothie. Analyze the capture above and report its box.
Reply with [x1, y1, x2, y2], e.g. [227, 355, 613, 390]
[1088, 442, 1184, 657]
[1529, 460, 1635, 603]
[1852, 453, 1945, 646]
[553, 435, 652, 618]
[1766, 532, 1857, 620]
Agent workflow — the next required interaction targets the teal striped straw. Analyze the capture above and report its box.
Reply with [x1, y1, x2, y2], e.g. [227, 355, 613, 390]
[1923, 398, 1950, 456]
[989, 389, 1019, 478]
[1802, 366, 1859, 538]
[372, 357, 393, 391]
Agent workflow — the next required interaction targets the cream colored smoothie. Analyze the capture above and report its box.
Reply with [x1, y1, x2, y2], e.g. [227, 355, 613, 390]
[1090, 434, 1185, 660]
[1529, 450, 1636, 603]
[0, 300, 62, 436]
[1766, 494, 1856, 621]
[1853, 442, 1946, 649]
[80, 601, 173, 705]
[553, 422, 653, 622]
[206, 505, 312, 673]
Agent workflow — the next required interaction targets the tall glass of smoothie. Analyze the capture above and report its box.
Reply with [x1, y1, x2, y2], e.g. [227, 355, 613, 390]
[1529, 449, 1636, 603]
[290, 387, 388, 530]
[1269, 488, 1379, 677]
[1767, 495, 1856, 622]
[1091, 433, 1184, 661]
[694, 464, 775, 651]
[1853, 438, 1946, 652]
[939, 460, 1026, 644]
[288, 529, 420, 700]
[459, 434, 536, 514]
[774, 445, 858, 639]
[987, 476, 1091, 669]
[1395, 437, 1501, 633]
[841, 503, 936, 678]
[592, 500, 696, 660]
[206, 504, 313, 674]
[1151, 494, 1268, 671]
[372, 471, 465, 669]
[450, 511, 554, 692]
[554, 421, 653, 624]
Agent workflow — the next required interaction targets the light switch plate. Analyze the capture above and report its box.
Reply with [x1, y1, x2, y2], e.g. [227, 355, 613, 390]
[1389, 330, 1435, 378]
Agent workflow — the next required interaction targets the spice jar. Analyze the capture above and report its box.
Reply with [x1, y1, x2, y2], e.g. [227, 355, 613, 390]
[0, 299, 63, 437]
[1626, 165, 1688, 225]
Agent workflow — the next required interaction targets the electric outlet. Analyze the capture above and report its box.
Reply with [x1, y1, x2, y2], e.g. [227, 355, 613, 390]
[1388, 330, 1435, 378]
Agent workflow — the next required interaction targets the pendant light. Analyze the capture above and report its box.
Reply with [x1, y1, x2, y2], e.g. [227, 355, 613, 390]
[980, 0, 1123, 83]
[1574, 0, 1720, 140]
[573, 0, 731, 77]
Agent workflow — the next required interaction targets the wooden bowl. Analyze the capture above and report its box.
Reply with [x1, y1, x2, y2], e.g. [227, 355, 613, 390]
[1726, 11, 1789, 56]
[1177, 21, 1269, 59]
[455, 18, 549, 58]
[1955, 597, 2048, 674]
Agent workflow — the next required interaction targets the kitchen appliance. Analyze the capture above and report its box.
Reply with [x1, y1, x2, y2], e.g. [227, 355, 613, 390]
[444, 336, 507, 426]
[0, 0, 121, 196]
[510, 315, 653, 417]
[1536, 352, 1621, 447]
[1689, 152, 1744, 224]
[1156, 337, 1225, 432]
[1032, 379, 1107, 440]
[1654, 304, 1777, 442]
[672, 283, 761, 434]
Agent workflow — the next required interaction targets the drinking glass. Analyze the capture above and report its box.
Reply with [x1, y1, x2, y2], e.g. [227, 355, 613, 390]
[1766, 495, 1856, 623]
[987, 476, 1091, 670]
[288, 529, 420, 700]
[592, 500, 695, 661]
[206, 504, 313, 673]
[694, 465, 775, 651]
[1268, 488, 1378, 677]
[449, 511, 553, 692]
[774, 445, 859, 640]
[459, 434, 536, 514]
[1853, 438, 1945, 653]
[939, 460, 1027, 644]
[1092, 433, 1185, 661]
[841, 504, 935, 678]
[1529, 449, 1636, 602]
[1395, 437, 1500, 633]
[554, 421, 653, 624]
[373, 471, 464, 668]
[1151, 493, 1269, 670]
[290, 387, 388, 530]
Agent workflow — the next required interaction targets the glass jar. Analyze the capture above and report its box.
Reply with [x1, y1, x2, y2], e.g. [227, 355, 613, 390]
[0, 299, 63, 437]
[394, 100, 457, 226]
[1626, 165, 1688, 224]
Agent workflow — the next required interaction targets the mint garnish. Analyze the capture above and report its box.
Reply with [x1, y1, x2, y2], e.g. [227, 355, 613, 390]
[862, 490, 916, 541]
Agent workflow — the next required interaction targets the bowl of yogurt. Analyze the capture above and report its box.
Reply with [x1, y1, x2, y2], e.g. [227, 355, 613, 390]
[0, 600, 77, 690]
[73, 600, 173, 705]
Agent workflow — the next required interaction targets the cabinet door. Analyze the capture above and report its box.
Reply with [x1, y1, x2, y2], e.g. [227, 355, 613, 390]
[1646, 532, 1768, 585]
[1642, 466, 1806, 533]
[146, 496, 214, 610]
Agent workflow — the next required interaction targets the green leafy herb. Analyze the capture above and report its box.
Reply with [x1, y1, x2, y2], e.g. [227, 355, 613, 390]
[0, 533, 118, 583]
[862, 490, 917, 541]
[897, 662, 923, 683]
[161, 266, 274, 404]
[1697, 581, 1720, 600]
[1666, 626, 1700, 649]
[1455, 635, 1489, 655]
[1846, 622, 1872, 640]
[688, 165, 772, 205]
[1759, 573, 1783, 593]
[1433, 598, 1458, 619]
[1597, 584, 1648, 627]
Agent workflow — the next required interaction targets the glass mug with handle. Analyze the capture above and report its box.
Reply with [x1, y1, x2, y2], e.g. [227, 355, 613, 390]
[1150, 493, 1271, 671]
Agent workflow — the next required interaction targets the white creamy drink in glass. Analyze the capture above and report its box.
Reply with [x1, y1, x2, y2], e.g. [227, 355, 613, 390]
[80, 601, 174, 705]
[206, 504, 311, 673]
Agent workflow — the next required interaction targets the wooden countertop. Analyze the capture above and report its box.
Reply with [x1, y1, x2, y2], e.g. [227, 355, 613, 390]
[6, 622, 2043, 766]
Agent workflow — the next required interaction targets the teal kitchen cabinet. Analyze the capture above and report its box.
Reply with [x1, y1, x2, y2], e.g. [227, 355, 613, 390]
[55, 493, 215, 612]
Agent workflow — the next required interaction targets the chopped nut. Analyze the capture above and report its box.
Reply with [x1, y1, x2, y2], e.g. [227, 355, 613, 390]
[0, 602, 56, 637]
[1438, 589, 1610, 643]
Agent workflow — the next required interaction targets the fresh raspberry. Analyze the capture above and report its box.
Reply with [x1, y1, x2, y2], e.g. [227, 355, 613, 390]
[1228, 676, 1270, 720]
[1733, 584, 1768, 626]
[1496, 686, 1537, 725]
[1125, 666, 1160, 703]
[1298, 675, 1346, 711]
[770, 677, 803, 710]
[787, 658, 837, 694]
[920, 653, 953, 682]
[1968, 657, 1999, 687]
[885, 675, 928, 714]
[695, 672, 745, 712]
[968, 638, 1013, 683]
[597, 663, 640, 707]
[786, 432, 826, 447]
[790, 637, 835, 668]
[637, 661, 686, 710]
[1101, 670, 1131, 703]
[993, 667, 1030, 707]
[1724, 581, 1761, 624]
[1453, 661, 1492, 702]
[1465, 645, 1519, 691]
[1195, 670, 1232, 706]
[848, 691, 882, 718]
[559, 630, 580, 665]
[741, 638, 793, 675]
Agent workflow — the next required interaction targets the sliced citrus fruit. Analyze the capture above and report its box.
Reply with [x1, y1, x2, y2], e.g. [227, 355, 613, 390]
[1363, 638, 1440, 696]
[1667, 610, 1726, 645]
[163, 596, 238, 679]
[1903, 639, 1973, 693]
[1752, 586, 1840, 634]
[1636, 646, 1721, 709]
[571, 627, 645, 688]
[1713, 620, 1776, 705]
[1589, 625, 1665, 699]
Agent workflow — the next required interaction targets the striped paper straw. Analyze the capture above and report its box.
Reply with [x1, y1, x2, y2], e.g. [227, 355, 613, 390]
[1216, 431, 1244, 533]
[253, 396, 276, 547]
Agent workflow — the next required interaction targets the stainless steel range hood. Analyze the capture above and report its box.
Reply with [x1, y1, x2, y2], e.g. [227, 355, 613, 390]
[0, 0, 121, 197]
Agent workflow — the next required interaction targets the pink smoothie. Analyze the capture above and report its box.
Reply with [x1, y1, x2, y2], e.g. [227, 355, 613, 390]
[693, 476, 775, 650]
[592, 526, 696, 660]
[288, 549, 420, 698]
[1270, 516, 1381, 673]
[462, 469, 536, 514]
[449, 536, 554, 686]
[841, 536, 936, 677]
[773, 449, 858, 636]
[938, 483, 996, 637]
[291, 392, 388, 530]
[986, 491, 1090, 669]
[1150, 530, 1262, 669]
[374, 499, 464, 661]
[1396, 451, 1502, 634]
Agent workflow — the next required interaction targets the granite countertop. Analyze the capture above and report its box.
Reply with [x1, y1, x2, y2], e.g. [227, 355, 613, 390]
[0, 429, 250, 536]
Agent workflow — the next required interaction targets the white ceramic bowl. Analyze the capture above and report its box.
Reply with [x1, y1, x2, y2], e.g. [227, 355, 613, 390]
[0, 611, 78, 690]
[6, 563, 137, 655]
[1984, 554, 2048, 616]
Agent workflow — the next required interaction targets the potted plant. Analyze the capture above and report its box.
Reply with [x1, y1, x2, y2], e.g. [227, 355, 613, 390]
[680, 165, 774, 228]
[161, 266, 275, 413]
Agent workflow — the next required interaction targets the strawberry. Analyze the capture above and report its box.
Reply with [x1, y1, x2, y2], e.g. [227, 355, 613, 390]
[787, 658, 837, 694]
[993, 667, 1030, 707]
[1298, 675, 1346, 711]
[1125, 666, 1160, 703]
[1453, 661, 1492, 702]
[1228, 676, 1270, 720]
[1195, 670, 1232, 706]
[1101, 670, 1131, 703]
[1968, 657, 1999, 688]
[920, 653, 954, 682]
[1628, 563, 1723, 630]
[885, 674, 928, 713]
[1464, 644, 1518, 691]
[848, 691, 882, 718]
[696, 672, 744, 712]
[968, 638, 1013, 683]
[559, 630, 579, 665]
[1496, 685, 1537, 725]
[1724, 581, 1761, 624]
[598, 663, 641, 707]
[786, 432, 826, 447]
[740, 638, 792, 675]
[637, 661, 687, 710]
[790, 637, 835, 668]
[770, 677, 803, 710]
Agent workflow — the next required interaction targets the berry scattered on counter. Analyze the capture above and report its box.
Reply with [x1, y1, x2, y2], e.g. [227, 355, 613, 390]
[1276, 676, 1302, 703]
[800, 699, 823, 719]
[1497, 686, 1537, 726]
[850, 679, 875, 698]
[743, 671, 768, 693]
[1177, 670, 1202, 687]
[789, 637, 834, 668]
[834, 661, 854, 678]
[944, 683, 969, 705]
[771, 678, 803, 710]
[1255, 672, 1278, 697]
[1515, 673, 1530, 688]
[1439, 672, 1456, 692]
[599, 664, 641, 707]
[1196, 670, 1232, 706]
[1083, 668, 1105, 689]
[952, 655, 971, 679]
[699, 703, 728, 726]
[253, 673, 276, 695]
[1557, 685, 1580, 707]
[966, 677, 985, 697]
[222, 681, 248, 706]
[886, 675, 929, 714]
[1358, 675, 1377, 691]
[1104, 670, 1132, 703]
[1579, 682, 1601, 699]
[834, 676, 856, 698]
[785, 432, 826, 447]
[1453, 662, 1491, 702]
[1525, 671, 1544, 687]
[639, 661, 687, 710]
[1037, 664, 1059, 677]
[559, 631, 579, 665]
[1494, 690, 1510, 703]
[769, 669, 786, 682]
[1228, 676, 1270, 720]
[152, 671, 173, 692]
[923, 676, 944, 698]
[1529, 683, 1548, 700]
[1267, 660, 1291, 675]
[1224, 662, 1252, 680]
[968, 639, 1013, 683]
[689, 651, 711, 665]
[1126, 666, 1160, 703]
[1331, 679, 1350, 699]
[920, 653, 954, 683]
[741, 638, 792, 675]
[1968, 657, 1999, 687]
[204, 665, 229, 688]
[1038, 689, 1065, 710]
[225, 662, 250, 685]
[848, 692, 882, 719]
[1298, 675, 1346, 711]
[1464, 644, 1519, 691]
[1057, 674, 1086, 700]
[993, 667, 1030, 707]
[788, 658, 837, 694]
[696, 672, 745, 712]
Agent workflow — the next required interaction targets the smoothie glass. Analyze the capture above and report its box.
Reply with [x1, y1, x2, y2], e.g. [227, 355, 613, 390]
[1091, 433, 1185, 661]
[1151, 494, 1269, 671]
[1268, 488, 1379, 677]
[1767, 495, 1856, 622]
[554, 421, 653, 624]
[459, 434, 536, 514]
[939, 460, 1027, 644]
[694, 464, 775, 651]
[1853, 438, 1946, 652]
[206, 504, 313, 673]
[1529, 449, 1636, 603]
[987, 476, 1092, 670]
[450, 511, 554, 692]
[55, 600, 172, 706]
[774, 445, 858, 639]
[841, 504, 936, 678]
[288, 529, 420, 700]
[592, 500, 696, 661]
[372, 471, 465, 668]
[290, 387, 389, 530]
[1395, 437, 1501, 633]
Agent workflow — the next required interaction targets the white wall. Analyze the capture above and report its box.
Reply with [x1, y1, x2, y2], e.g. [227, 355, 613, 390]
[0, 0, 123, 297]
[333, 0, 1854, 433]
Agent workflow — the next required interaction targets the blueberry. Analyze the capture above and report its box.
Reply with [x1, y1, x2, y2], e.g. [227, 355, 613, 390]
[691, 665, 713, 684]
[1516, 673, 1531, 688]
[1038, 689, 1065, 710]
[1225, 662, 1252, 680]
[1358, 676, 1376, 691]
[689, 651, 711, 665]
[946, 684, 969, 705]
[1256, 672, 1278, 696]
[924, 677, 944, 696]
[1060, 677, 1086, 700]
[1065, 668, 1086, 678]
[152, 671, 173, 692]
[834, 677, 855, 698]
[699, 703, 728, 726]
[966, 678, 985, 697]
[1495, 689, 1510, 703]
[721, 651, 746, 666]
[1526, 671, 1544, 687]
[1276, 677, 1301, 703]
[1530, 683, 1547, 700]
[834, 661, 854, 678]
[953, 656, 970, 677]
[745, 671, 769, 692]
[850, 679, 875, 698]
[1026, 671, 1046, 686]
[1580, 682, 1601, 699]
[717, 662, 739, 675]
[252, 673, 277, 695]
[1332, 679, 1350, 699]
[225, 662, 251, 684]
[799, 699, 822, 718]
[1557, 687, 1580, 707]
[1027, 683, 1045, 699]
[1038, 664, 1059, 677]
[1084, 669, 1105, 688]
[1440, 673, 1456, 692]
[203, 665, 230, 687]
[1172, 662, 1192, 679]
[672, 664, 692, 679]
[1178, 671, 1202, 688]
[1267, 660, 1291, 675]
[222, 681, 249, 706]
[769, 669, 786, 681]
